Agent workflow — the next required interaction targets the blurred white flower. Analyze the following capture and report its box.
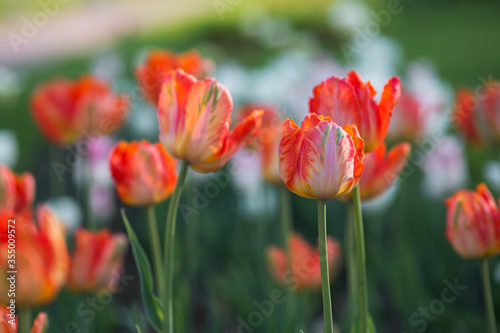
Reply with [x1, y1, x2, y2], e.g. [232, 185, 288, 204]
[128, 106, 159, 139]
[230, 150, 268, 216]
[91, 52, 125, 82]
[46, 196, 82, 232]
[422, 136, 468, 198]
[405, 60, 453, 135]
[351, 35, 403, 90]
[0, 67, 21, 97]
[89, 183, 116, 222]
[327, 0, 371, 37]
[0, 130, 19, 167]
[218, 50, 345, 122]
[484, 161, 500, 191]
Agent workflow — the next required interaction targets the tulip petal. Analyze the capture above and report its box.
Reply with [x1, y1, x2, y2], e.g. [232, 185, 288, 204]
[30, 312, 49, 333]
[180, 78, 233, 163]
[191, 109, 263, 172]
[284, 114, 361, 199]
[158, 70, 197, 160]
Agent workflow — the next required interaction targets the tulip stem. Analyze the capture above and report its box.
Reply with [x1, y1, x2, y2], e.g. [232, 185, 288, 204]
[280, 185, 295, 332]
[19, 307, 32, 333]
[162, 161, 189, 333]
[481, 258, 497, 333]
[147, 205, 163, 295]
[317, 199, 334, 333]
[352, 185, 369, 332]
[345, 202, 358, 328]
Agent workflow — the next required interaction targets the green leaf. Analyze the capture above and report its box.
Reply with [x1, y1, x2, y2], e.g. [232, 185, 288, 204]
[121, 209, 163, 332]
[350, 315, 376, 333]
[135, 325, 143, 333]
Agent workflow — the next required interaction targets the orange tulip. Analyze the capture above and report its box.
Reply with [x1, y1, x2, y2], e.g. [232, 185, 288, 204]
[266, 233, 342, 291]
[453, 83, 500, 146]
[237, 104, 283, 184]
[309, 71, 401, 152]
[30, 312, 49, 333]
[31, 76, 129, 145]
[0, 206, 69, 307]
[136, 49, 214, 105]
[445, 184, 500, 259]
[387, 90, 427, 142]
[67, 229, 128, 293]
[0, 305, 49, 333]
[356, 142, 411, 201]
[0, 165, 35, 219]
[278, 113, 364, 199]
[158, 69, 263, 172]
[0, 304, 16, 333]
[109, 140, 178, 206]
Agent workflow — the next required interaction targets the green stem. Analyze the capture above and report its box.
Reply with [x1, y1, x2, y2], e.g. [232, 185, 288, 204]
[147, 205, 163, 295]
[481, 258, 497, 333]
[352, 185, 369, 332]
[279, 185, 294, 332]
[346, 202, 358, 328]
[162, 161, 189, 333]
[317, 199, 334, 333]
[19, 307, 32, 333]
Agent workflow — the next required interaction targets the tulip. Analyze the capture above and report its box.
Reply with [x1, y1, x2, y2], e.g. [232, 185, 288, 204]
[279, 113, 363, 333]
[31, 76, 129, 145]
[267, 233, 342, 291]
[0, 165, 35, 219]
[309, 71, 401, 152]
[356, 142, 411, 201]
[446, 183, 500, 333]
[67, 229, 128, 293]
[0, 206, 69, 307]
[387, 90, 428, 142]
[453, 83, 500, 146]
[136, 49, 214, 105]
[0, 305, 48, 333]
[238, 104, 283, 184]
[29, 313, 48, 333]
[158, 69, 263, 173]
[109, 140, 178, 206]
[278, 113, 364, 199]
[0, 304, 16, 333]
[445, 183, 500, 259]
[155, 69, 262, 332]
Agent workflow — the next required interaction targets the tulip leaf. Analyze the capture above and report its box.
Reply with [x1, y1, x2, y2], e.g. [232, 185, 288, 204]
[350, 315, 376, 333]
[121, 209, 163, 332]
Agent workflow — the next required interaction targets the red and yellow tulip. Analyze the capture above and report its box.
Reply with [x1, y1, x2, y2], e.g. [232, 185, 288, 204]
[31, 76, 129, 145]
[0, 206, 69, 307]
[453, 82, 500, 146]
[0, 165, 35, 219]
[238, 104, 283, 184]
[266, 233, 342, 291]
[109, 140, 178, 206]
[278, 113, 364, 199]
[67, 229, 128, 293]
[158, 69, 263, 172]
[445, 183, 500, 259]
[356, 142, 411, 201]
[387, 90, 427, 142]
[136, 49, 213, 105]
[309, 71, 401, 152]
[0, 305, 48, 333]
